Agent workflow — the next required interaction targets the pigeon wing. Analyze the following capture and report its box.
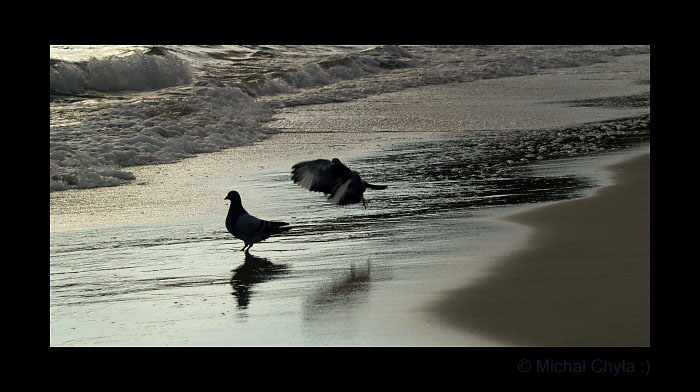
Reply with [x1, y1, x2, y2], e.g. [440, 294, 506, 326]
[234, 213, 264, 238]
[328, 179, 351, 205]
[292, 159, 338, 194]
[328, 176, 364, 205]
[234, 213, 283, 243]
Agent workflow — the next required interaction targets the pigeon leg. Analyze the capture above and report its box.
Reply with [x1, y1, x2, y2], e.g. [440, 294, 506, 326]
[362, 197, 368, 209]
[241, 243, 248, 251]
[246, 243, 254, 252]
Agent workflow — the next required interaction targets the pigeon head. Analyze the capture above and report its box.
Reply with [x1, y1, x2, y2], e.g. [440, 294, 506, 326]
[225, 191, 242, 205]
[331, 158, 341, 164]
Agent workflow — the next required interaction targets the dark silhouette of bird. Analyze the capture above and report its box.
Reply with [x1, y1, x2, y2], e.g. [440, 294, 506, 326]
[291, 158, 388, 208]
[225, 191, 291, 253]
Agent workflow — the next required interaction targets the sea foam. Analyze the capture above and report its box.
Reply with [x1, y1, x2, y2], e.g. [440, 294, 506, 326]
[50, 82, 277, 191]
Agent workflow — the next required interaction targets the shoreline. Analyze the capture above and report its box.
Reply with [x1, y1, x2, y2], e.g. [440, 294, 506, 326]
[433, 152, 650, 346]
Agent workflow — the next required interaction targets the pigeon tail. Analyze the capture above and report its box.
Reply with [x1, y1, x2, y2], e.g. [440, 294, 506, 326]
[365, 182, 388, 190]
[269, 221, 292, 234]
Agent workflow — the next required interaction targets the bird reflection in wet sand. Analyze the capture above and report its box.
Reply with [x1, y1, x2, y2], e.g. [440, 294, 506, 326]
[304, 262, 372, 317]
[230, 253, 288, 309]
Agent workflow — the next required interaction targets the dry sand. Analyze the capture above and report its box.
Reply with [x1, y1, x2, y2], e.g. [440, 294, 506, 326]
[434, 153, 650, 346]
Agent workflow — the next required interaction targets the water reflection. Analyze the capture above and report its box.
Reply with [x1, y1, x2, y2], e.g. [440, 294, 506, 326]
[304, 262, 371, 318]
[230, 253, 287, 309]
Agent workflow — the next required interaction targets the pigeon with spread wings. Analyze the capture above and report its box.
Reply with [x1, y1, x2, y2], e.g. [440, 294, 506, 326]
[291, 158, 388, 208]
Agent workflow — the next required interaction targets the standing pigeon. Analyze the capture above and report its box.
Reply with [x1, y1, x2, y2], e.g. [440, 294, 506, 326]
[225, 191, 291, 253]
[291, 158, 388, 208]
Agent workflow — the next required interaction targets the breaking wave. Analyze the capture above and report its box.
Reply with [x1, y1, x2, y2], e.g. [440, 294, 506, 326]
[50, 51, 192, 94]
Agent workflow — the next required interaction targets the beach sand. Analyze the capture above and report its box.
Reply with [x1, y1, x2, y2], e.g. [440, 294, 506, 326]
[434, 153, 650, 346]
[50, 55, 650, 346]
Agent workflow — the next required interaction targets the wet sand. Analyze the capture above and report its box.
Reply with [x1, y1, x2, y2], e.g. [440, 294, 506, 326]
[434, 153, 650, 346]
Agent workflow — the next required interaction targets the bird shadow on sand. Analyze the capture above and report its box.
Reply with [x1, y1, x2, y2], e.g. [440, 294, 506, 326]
[230, 252, 288, 309]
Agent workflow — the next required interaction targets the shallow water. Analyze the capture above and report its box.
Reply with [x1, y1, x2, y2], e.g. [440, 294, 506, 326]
[50, 53, 650, 346]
